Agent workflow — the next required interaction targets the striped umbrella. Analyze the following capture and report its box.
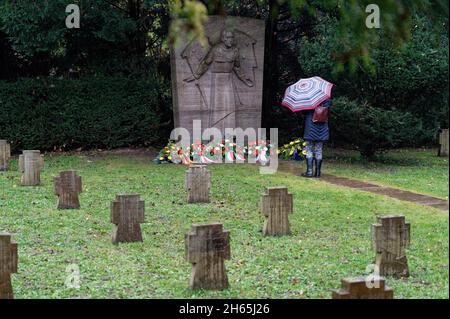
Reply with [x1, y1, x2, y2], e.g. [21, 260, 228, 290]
[281, 76, 333, 112]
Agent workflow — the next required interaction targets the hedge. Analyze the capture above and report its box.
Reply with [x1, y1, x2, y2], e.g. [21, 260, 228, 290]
[0, 75, 168, 151]
[330, 97, 423, 158]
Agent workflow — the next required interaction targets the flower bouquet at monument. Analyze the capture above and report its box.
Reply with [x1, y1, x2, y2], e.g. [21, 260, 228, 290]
[189, 141, 218, 164]
[277, 138, 307, 161]
[155, 139, 276, 165]
[221, 140, 246, 162]
[246, 140, 275, 165]
[154, 141, 181, 164]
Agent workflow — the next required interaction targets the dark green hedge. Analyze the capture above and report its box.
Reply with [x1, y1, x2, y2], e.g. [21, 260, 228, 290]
[331, 97, 423, 158]
[0, 75, 168, 151]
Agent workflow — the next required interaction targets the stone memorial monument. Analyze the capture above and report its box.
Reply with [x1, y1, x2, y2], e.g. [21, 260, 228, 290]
[0, 233, 18, 299]
[332, 276, 394, 299]
[19, 150, 44, 186]
[0, 140, 11, 171]
[170, 16, 265, 138]
[260, 187, 293, 236]
[53, 171, 83, 209]
[185, 223, 230, 290]
[111, 194, 145, 244]
[371, 215, 410, 278]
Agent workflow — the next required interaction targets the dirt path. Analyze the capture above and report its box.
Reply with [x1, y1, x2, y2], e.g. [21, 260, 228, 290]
[278, 160, 449, 212]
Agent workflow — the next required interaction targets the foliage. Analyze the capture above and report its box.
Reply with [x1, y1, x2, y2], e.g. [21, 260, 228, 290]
[330, 97, 423, 158]
[169, 0, 208, 46]
[0, 0, 68, 57]
[193, 1, 447, 149]
[299, 15, 449, 143]
[0, 0, 171, 77]
[0, 0, 448, 152]
[171, 0, 448, 72]
[0, 75, 169, 151]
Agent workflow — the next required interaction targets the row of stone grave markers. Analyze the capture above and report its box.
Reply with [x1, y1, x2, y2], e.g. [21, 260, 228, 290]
[1, 146, 410, 299]
[0, 143, 45, 186]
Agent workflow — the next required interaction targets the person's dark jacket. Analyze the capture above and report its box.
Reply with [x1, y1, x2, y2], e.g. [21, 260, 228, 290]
[302, 99, 332, 142]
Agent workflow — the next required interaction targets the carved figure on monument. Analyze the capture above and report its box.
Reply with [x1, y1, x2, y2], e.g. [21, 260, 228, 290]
[182, 28, 257, 136]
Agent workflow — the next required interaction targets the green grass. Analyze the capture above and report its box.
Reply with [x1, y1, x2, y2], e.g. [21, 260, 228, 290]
[0, 153, 448, 299]
[325, 148, 449, 199]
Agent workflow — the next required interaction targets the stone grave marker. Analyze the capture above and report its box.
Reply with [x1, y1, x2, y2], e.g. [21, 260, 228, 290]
[0, 140, 11, 171]
[0, 233, 18, 299]
[19, 150, 44, 186]
[372, 215, 410, 278]
[260, 187, 293, 236]
[186, 165, 211, 203]
[439, 129, 449, 157]
[53, 171, 82, 209]
[111, 194, 145, 244]
[185, 223, 230, 290]
[332, 276, 394, 299]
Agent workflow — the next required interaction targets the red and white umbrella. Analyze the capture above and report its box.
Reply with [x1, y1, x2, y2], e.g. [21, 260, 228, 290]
[281, 76, 333, 112]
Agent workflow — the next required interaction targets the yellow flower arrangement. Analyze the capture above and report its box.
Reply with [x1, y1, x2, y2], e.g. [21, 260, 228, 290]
[277, 137, 307, 160]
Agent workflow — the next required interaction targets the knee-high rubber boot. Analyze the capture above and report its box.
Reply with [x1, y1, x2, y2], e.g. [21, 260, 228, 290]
[314, 159, 322, 178]
[301, 158, 314, 177]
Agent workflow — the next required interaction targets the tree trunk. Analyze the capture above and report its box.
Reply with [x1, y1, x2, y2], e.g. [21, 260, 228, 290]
[128, 0, 147, 61]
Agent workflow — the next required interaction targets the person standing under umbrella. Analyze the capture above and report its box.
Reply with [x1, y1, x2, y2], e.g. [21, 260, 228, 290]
[281, 76, 333, 178]
[300, 98, 332, 178]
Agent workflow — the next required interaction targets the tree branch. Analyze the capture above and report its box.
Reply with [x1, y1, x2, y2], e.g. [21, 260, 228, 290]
[103, 0, 130, 16]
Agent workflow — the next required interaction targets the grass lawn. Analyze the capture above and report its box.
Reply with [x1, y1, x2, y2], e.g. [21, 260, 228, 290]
[325, 148, 449, 199]
[0, 152, 448, 299]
